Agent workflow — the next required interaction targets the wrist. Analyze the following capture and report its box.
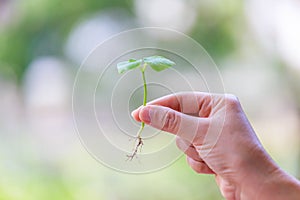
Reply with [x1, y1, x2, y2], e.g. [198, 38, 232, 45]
[238, 154, 278, 199]
[236, 146, 300, 199]
[256, 168, 300, 200]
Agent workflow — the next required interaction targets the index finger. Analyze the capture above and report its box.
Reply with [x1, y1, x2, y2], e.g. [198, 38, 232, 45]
[148, 92, 212, 114]
[131, 92, 213, 122]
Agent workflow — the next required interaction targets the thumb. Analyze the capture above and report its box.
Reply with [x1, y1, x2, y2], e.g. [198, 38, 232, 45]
[139, 105, 209, 142]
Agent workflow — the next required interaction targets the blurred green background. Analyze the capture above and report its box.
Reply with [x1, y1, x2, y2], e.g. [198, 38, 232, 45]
[1, 0, 300, 199]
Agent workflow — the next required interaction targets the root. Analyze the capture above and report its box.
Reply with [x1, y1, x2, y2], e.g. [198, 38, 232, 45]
[127, 122, 145, 161]
[126, 136, 143, 161]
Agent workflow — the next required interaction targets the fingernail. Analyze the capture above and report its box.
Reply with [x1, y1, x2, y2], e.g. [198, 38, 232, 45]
[131, 106, 142, 118]
[140, 107, 151, 124]
[131, 109, 138, 118]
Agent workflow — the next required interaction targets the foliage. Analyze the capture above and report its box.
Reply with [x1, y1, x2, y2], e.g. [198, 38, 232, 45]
[0, 0, 134, 82]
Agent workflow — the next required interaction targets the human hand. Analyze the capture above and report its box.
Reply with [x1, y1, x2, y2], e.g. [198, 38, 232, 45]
[132, 92, 300, 200]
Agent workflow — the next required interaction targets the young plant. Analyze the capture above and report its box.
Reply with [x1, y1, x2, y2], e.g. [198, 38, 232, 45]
[117, 55, 176, 160]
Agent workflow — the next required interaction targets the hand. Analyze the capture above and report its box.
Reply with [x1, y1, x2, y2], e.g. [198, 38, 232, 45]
[132, 92, 300, 200]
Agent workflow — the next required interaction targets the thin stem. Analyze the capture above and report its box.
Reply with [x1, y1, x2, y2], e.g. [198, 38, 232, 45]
[136, 122, 145, 138]
[141, 66, 147, 106]
[136, 64, 147, 138]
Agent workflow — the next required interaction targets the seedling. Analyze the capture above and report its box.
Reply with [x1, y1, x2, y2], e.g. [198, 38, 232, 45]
[117, 55, 176, 160]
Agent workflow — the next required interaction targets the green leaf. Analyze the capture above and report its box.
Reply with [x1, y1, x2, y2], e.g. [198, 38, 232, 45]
[143, 56, 175, 72]
[117, 59, 142, 74]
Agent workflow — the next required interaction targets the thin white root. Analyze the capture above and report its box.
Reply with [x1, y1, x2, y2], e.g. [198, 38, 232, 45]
[126, 136, 143, 161]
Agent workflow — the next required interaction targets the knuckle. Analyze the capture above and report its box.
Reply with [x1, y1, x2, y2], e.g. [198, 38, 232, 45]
[163, 110, 179, 132]
[224, 94, 240, 108]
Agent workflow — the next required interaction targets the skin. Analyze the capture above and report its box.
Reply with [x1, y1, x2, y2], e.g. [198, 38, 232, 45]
[131, 92, 300, 200]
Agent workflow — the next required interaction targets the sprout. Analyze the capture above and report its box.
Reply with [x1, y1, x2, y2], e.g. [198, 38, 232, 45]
[117, 55, 176, 160]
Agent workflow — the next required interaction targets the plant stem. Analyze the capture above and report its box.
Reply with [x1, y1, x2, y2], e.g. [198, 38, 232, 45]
[136, 64, 147, 138]
[141, 66, 147, 106]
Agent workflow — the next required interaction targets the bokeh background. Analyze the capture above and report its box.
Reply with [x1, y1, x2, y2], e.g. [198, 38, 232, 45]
[1, 0, 300, 199]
